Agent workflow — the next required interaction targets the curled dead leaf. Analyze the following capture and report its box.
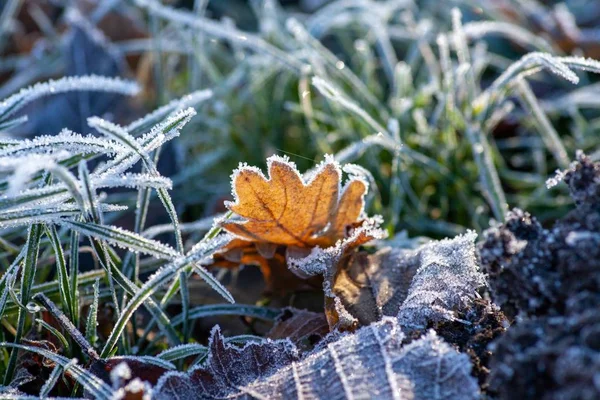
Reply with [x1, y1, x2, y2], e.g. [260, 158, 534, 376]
[154, 325, 300, 399]
[331, 247, 418, 326]
[326, 231, 487, 331]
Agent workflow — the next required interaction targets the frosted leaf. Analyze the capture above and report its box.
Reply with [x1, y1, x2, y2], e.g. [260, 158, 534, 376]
[101, 234, 234, 357]
[191, 263, 235, 305]
[107, 356, 176, 372]
[0, 342, 113, 399]
[47, 163, 85, 213]
[57, 220, 179, 259]
[93, 173, 172, 191]
[153, 318, 479, 400]
[153, 325, 300, 399]
[0, 173, 173, 215]
[558, 56, 600, 75]
[331, 247, 419, 326]
[157, 344, 208, 362]
[324, 231, 486, 331]
[287, 216, 387, 278]
[392, 329, 479, 400]
[333, 135, 383, 164]
[397, 231, 485, 329]
[1, 155, 57, 196]
[88, 116, 154, 170]
[144, 107, 197, 142]
[285, 216, 386, 330]
[95, 108, 196, 177]
[462, 21, 554, 52]
[485, 52, 579, 98]
[312, 76, 388, 136]
[0, 203, 126, 229]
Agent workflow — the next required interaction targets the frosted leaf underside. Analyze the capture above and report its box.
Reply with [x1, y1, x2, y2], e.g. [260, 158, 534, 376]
[330, 231, 485, 329]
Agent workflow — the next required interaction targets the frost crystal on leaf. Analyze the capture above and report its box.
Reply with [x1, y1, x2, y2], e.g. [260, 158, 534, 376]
[287, 216, 387, 278]
[0, 75, 139, 121]
[213, 154, 384, 296]
[397, 231, 485, 329]
[393, 329, 480, 400]
[153, 318, 479, 400]
[325, 230, 485, 331]
[153, 325, 300, 399]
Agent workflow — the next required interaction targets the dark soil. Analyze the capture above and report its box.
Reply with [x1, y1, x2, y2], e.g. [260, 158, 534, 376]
[479, 153, 600, 399]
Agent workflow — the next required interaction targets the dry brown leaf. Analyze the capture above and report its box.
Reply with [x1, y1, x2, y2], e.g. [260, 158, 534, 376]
[221, 155, 366, 248]
[267, 308, 329, 352]
[326, 232, 489, 334]
[211, 156, 390, 312]
[331, 248, 418, 326]
[213, 155, 377, 294]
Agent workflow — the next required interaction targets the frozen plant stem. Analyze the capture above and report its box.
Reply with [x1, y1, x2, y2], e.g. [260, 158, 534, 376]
[516, 79, 570, 169]
[465, 125, 507, 221]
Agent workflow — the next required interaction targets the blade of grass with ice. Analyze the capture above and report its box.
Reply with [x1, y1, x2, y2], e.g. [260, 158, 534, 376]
[0, 343, 112, 399]
[101, 234, 233, 358]
[3, 223, 42, 384]
[0, 75, 139, 122]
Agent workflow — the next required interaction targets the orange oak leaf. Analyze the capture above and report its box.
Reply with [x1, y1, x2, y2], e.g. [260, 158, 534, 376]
[213, 156, 386, 298]
[221, 155, 367, 248]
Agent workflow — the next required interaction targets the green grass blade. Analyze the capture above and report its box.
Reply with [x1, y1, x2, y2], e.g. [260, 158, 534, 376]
[85, 279, 100, 349]
[59, 220, 179, 259]
[4, 223, 43, 384]
[0, 343, 112, 399]
[45, 225, 74, 321]
[100, 234, 231, 358]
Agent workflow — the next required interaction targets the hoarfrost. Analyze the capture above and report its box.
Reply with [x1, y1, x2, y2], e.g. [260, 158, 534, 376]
[0, 203, 126, 229]
[153, 318, 479, 400]
[57, 220, 180, 259]
[397, 231, 485, 329]
[96, 108, 196, 177]
[0, 129, 127, 158]
[126, 89, 212, 133]
[110, 362, 132, 387]
[287, 216, 386, 278]
[324, 230, 486, 331]
[0, 75, 139, 121]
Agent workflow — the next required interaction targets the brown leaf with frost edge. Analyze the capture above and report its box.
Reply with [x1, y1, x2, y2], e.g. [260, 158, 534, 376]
[213, 155, 386, 296]
[221, 155, 367, 248]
